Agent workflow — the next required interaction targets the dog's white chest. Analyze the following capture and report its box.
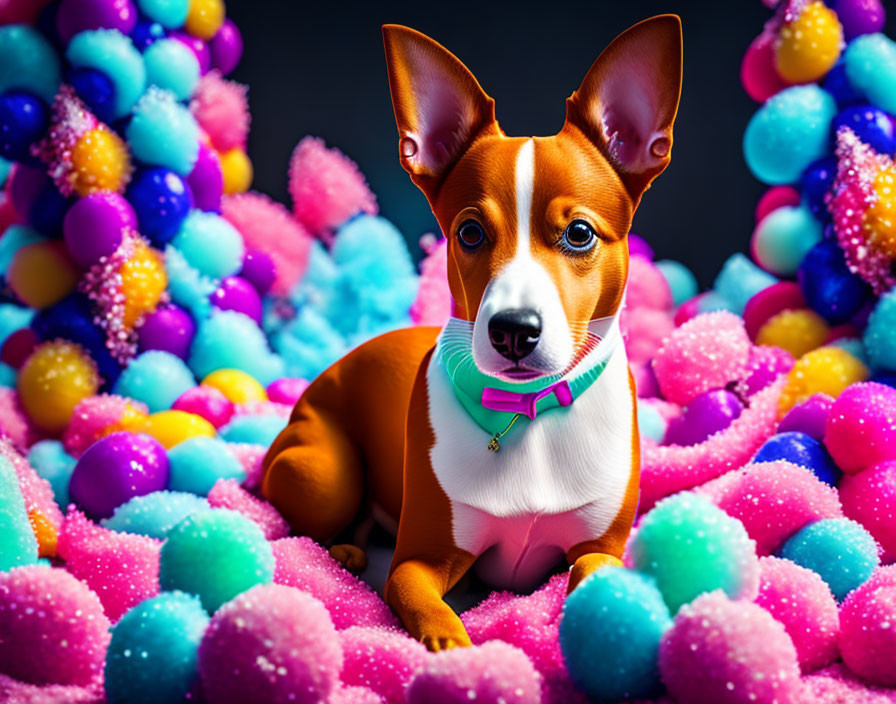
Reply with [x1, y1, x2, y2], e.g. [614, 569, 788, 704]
[425, 345, 635, 589]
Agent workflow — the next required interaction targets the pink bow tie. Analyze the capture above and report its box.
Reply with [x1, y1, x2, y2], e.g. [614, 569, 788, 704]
[480, 380, 573, 420]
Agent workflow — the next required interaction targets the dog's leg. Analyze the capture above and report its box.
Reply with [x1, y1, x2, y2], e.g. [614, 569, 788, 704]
[566, 544, 624, 592]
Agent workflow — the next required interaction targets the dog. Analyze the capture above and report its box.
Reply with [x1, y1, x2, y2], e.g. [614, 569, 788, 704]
[262, 15, 682, 651]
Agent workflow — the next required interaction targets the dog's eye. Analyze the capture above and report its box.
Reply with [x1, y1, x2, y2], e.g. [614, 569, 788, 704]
[562, 219, 597, 251]
[457, 220, 486, 250]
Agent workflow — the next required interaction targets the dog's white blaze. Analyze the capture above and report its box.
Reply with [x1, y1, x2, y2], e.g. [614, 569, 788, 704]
[514, 138, 535, 255]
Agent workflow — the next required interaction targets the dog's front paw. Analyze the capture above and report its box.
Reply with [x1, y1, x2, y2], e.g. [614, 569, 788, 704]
[329, 544, 368, 573]
[568, 552, 623, 593]
[420, 628, 472, 652]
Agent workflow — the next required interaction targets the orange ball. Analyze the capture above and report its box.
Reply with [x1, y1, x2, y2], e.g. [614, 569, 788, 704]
[8, 241, 79, 309]
[121, 241, 167, 328]
[219, 147, 252, 194]
[69, 126, 131, 196]
[865, 166, 896, 259]
[185, 0, 225, 40]
[778, 345, 869, 417]
[775, 1, 843, 83]
[140, 410, 216, 449]
[28, 510, 57, 558]
[755, 308, 830, 358]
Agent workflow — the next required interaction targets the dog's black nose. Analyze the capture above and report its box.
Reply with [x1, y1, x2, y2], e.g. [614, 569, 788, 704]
[488, 309, 542, 362]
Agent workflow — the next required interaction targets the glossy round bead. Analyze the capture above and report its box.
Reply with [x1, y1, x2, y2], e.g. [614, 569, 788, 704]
[0, 90, 48, 162]
[184, 0, 224, 40]
[774, 1, 843, 83]
[8, 241, 79, 310]
[126, 167, 194, 247]
[219, 146, 252, 194]
[63, 192, 135, 268]
[753, 431, 840, 485]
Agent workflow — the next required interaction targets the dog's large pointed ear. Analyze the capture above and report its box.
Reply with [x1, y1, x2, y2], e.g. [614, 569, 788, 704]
[563, 15, 682, 204]
[383, 25, 501, 199]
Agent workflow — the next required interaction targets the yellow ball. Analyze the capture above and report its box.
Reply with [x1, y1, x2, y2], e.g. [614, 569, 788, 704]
[121, 241, 167, 328]
[778, 345, 869, 417]
[8, 241, 79, 309]
[140, 409, 216, 449]
[69, 127, 131, 197]
[185, 0, 225, 40]
[219, 147, 252, 194]
[202, 368, 268, 403]
[18, 341, 100, 434]
[775, 1, 843, 83]
[755, 308, 830, 359]
[865, 166, 896, 258]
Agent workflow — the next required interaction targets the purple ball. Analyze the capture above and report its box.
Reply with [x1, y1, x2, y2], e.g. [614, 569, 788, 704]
[664, 389, 743, 446]
[834, 0, 886, 40]
[628, 233, 654, 260]
[740, 346, 794, 396]
[137, 304, 196, 360]
[170, 31, 210, 74]
[69, 431, 169, 519]
[8, 165, 48, 220]
[56, 0, 138, 44]
[239, 249, 276, 296]
[187, 143, 223, 213]
[778, 393, 833, 441]
[209, 18, 243, 75]
[210, 276, 263, 324]
[63, 193, 136, 268]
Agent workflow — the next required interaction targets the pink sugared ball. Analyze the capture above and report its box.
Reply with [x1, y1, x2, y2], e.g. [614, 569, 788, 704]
[339, 626, 428, 703]
[172, 385, 234, 428]
[659, 591, 801, 704]
[56, 509, 160, 621]
[755, 185, 801, 224]
[227, 442, 266, 490]
[0, 674, 101, 704]
[198, 584, 342, 704]
[289, 136, 378, 238]
[742, 281, 807, 340]
[4, 443, 63, 532]
[266, 377, 308, 406]
[233, 399, 291, 418]
[626, 256, 673, 311]
[652, 311, 751, 405]
[755, 556, 840, 672]
[737, 344, 794, 396]
[272, 537, 398, 630]
[778, 392, 834, 441]
[621, 306, 675, 366]
[209, 18, 243, 75]
[63, 394, 147, 458]
[406, 642, 541, 704]
[331, 687, 387, 704]
[410, 236, 450, 327]
[190, 72, 249, 152]
[0, 564, 110, 685]
[714, 461, 842, 556]
[0, 386, 33, 450]
[741, 31, 791, 102]
[824, 382, 896, 474]
[210, 276, 263, 324]
[207, 478, 289, 540]
[839, 578, 896, 685]
[840, 461, 896, 563]
[673, 293, 705, 326]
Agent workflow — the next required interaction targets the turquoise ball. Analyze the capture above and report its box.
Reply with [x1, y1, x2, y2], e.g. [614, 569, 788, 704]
[163, 246, 215, 320]
[752, 205, 823, 276]
[190, 311, 285, 386]
[160, 508, 275, 612]
[171, 211, 245, 279]
[137, 0, 190, 29]
[168, 437, 246, 496]
[696, 290, 736, 314]
[655, 259, 698, 306]
[0, 24, 61, 104]
[779, 518, 879, 601]
[0, 225, 44, 272]
[219, 415, 287, 446]
[113, 350, 196, 413]
[127, 88, 199, 175]
[713, 253, 778, 315]
[845, 33, 896, 115]
[0, 363, 15, 388]
[101, 491, 209, 539]
[637, 402, 667, 443]
[27, 440, 76, 509]
[0, 302, 34, 347]
[560, 567, 671, 701]
[67, 29, 145, 119]
[105, 591, 209, 704]
[0, 156, 10, 187]
[0, 454, 38, 570]
[143, 39, 199, 102]
[743, 85, 836, 185]
[864, 287, 896, 371]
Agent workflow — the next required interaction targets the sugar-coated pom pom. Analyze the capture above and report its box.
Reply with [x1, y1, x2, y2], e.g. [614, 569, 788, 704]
[190, 310, 284, 386]
[101, 490, 208, 539]
[775, 1, 843, 83]
[172, 209, 244, 279]
[753, 432, 840, 485]
[27, 440, 76, 510]
[0, 455, 38, 570]
[138, 0, 189, 28]
[778, 346, 869, 416]
[207, 478, 288, 540]
[738, 344, 794, 396]
[659, 591, 801, 704]
[756, 307, 829, 358]
[410, 236, 450, 327]
[219, 413, 285, 446]
[864, 286, 896, 371]
[839, 576, 896, 685]
[0, 564, 110, 685]
[168, 437, 246, 496]
[741, 31, 791, 103]
[63, 393, 147, 458]
[127, 87, 199, 175]
[755, 556, 840, 672]
[824, 382, 896, 473]
[655, 259, 698, 306]
[163, 245, 215, 320]
[339, 626, 428, 703]
[778, 392, 833, 441]
[160, 508, 274, 613]
[199, 584, 342, 703]
[141, 409, 216, 449]
[143, 38, 199, 102]
[560, 567, 670, 701]
[289, 136, 377, 237]
[105, 590, 208, 704]
[0, 25, 61, 104]
[0, 386, 31, 452]
[113, 350, 196, 413]
[272, 537, 398, 630]
[713, 253, 777, 315]
[190, 71, 249, 152]
[172, 385, 233, 427]
[844, 33, 896, 115]
[840, 462, 896, 563]
[406, 642, 540, 704]
[651, 311, 750, 405]
[625, 255, 673, 311]
[780, 518, 879, 601]
[67, 29, 145, 118]
[266, 377, 308, 406]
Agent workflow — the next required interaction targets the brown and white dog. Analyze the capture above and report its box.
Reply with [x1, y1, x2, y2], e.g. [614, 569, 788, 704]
[262, 16, 682, 651]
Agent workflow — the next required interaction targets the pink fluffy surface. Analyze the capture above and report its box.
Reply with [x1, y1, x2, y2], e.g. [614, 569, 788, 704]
[190, 71, 250, 152]
[5, 441, 62, 531]
[207, 477, 290, 540]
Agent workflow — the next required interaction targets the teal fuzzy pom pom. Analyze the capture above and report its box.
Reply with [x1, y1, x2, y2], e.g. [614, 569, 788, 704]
[127, 87, 199, 175]
[0, 225, 43, 272]
[0, 363, 15, 388]
[113, 350, 196, 413]
[864, 287, 896, 371]
[219, 415, 287, 446]
[190, 311, 284, 386]
[105, 591, 209, 704]
[845, 34, 896, 115]
[137, 0, 190, 29]
[0, 455, 38, 571]
[656, 259, 698, 307]
[172, 210, 245, 280]
[779, 518, 879, 601]
[714, 253, 778, 315]
[743, 85, 836, 185]
[164, 246, 215, 320]
[168, 437, 246, 496]
[629, 493, 759, 614]
[0, 156, 10, 187]
[560, 567, 671, 701]
[271, 307, 347, 381]
[143, 39, 199, 102]
[637, 401, 667, 443]
[27, 440, 76, 509]
[101, 491, 209, 539]
[0, 303, 34, 347]
[752, 205, 823, 276]
[0, 25, 61, 104]
[160, 508, 275, 612]
[829, 337, 868, 365]
[696, 290, 736, 314]
[67, 30, 145, 118]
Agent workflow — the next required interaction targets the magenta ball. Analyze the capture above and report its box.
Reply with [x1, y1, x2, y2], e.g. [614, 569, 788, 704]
[210, 276, 263, 324]
[209, 18, 243, 75]
[740, 31, 790, 103]
[778, 393, 833, 441]
[69, 431, 169, 519]
[63, 192, 135, 268]
[664, 389, 743, 446]
[266, 378, 308, 406]
[8, 164, 48, 219]
[240, 249, 276, 296]
[834, 0, 886, 40]
[187, 143, 224, 213]
[137, 304, 196, 360]
[172, 385, 234, 428]
[840, 461, 896, 563]
[56, 0, 138, 44]
[170, 31, 211, 74]
[740, 345, 794, 396]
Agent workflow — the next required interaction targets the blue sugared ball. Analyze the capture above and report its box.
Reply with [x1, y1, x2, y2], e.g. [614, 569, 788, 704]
[131, 20, 167, 51]
[66, 29, 146, 119]
[27, 182, 70, 235]
[713, 253, 777, 315]
[219, 414, 287, 447]
[168, 437, 246, 496]
[864, 287, 896, 371]
[67, 66, 117, 125]
[798, 239, 872, 325]
[27, 440, 76, 509]
[172, 210, 244, 279]
[0, 91, 48, 162]
[832, 105, 896, 154]
[104, 591, 209, 704]
[137, 0, 190, 29]
[0, 24, 61, 104]
[637, 401, 667, 443]
[126, 87, 199, 175]
[779, 518, 880, 600]
[126, 168, 194, 247]
[113, 350, 196, 413]
[655, 259, 698, 306]
[800, 157, 837, 221]
[143, 38, 199, 102]
[190, 311, 285, 386]
[560, 567, 671, 702]
[0, 454, 38, 570]
[824, 60, 865, 108]
[753, 431, 841, 486]
[101, 491, 209, 539]
[845, 33, 896, 115]
[744, 85, 837, 185]
[752, 204, 824, 276]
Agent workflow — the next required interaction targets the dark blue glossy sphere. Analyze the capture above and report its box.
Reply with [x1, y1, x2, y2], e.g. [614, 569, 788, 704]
[67, 67, 117, 125]
[753, 431, 841, 486]
[132, 20, 167, 52]
[823, 61, 864, 108]
[798, 239, 871, 324]
[800, 157, 837, 221]
[125, 167, 194, 247]
[28, 183, 70, 235]
[0, 91, 48, 162]
[832, 105, 896, 154]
